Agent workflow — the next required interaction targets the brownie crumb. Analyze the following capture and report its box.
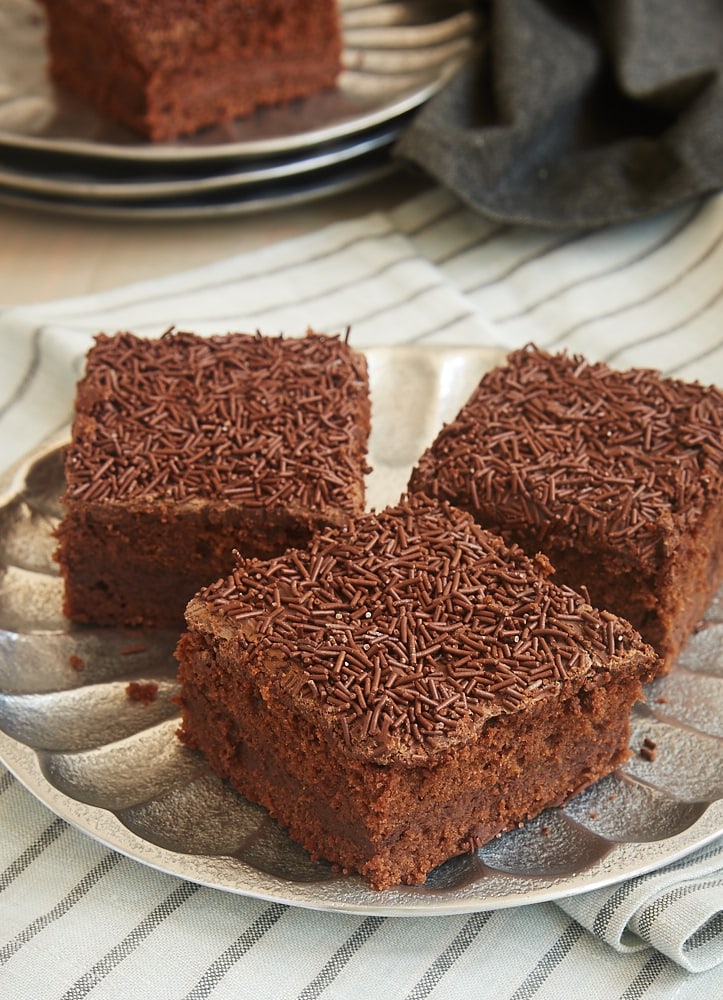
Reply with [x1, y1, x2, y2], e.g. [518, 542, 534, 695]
[126, 681, 159, 704]
[121, 644, 148, 655]
[464, 831, 484, 854]
[68, 654, 85, 671]
[640, 736, 658, 761]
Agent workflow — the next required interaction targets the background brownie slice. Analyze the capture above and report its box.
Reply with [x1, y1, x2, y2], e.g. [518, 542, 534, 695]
[37, 0, 342, 141]
[409, 346, 723, 674]
[176, 493, 657, 891]
[55, 329, 370, 627]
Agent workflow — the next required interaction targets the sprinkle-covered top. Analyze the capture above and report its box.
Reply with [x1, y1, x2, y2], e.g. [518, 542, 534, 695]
[409, 347, 723, 570]
[64, 330, 370, 513]
[190, 494, 651, 764]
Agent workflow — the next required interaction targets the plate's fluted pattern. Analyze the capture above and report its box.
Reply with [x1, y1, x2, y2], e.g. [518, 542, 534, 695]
[0, 347, 721, 916]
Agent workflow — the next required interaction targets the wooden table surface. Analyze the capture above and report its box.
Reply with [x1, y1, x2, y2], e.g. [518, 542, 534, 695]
[0, 171, 424, 309]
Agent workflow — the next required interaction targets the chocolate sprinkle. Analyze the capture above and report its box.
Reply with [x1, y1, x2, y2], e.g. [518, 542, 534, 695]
[640, 736, 658, 761]
[64, 329, 370, 512]
[197, 494, 648, 762]
[409, 346, 723, 570]
[125, 681, 159, 704]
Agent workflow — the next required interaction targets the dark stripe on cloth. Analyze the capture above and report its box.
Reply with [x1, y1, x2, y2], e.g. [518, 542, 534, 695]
[26, 224, 399, 322]
[61, 880, 200, 1000]
[401, 201, 466, 239]
[509, 920, 585, 1000]
[666, 335, 723, 375]
[298, 915, 385, 1000]
[410, 308, 505, 347]
[686, 908, 723, 956]
[602, 281, 723, 366]
[538, 227, 723, 353]
[0, 817, 66, 892]
[0, 852, 122, 965]
[432, 224, 510, 268]
[461, 233, 581, 296]
[493, 201, 702, 324]
[635, 878, 723, 941]
[592, 841, 723, 940]
[343, 279, 480, 336]
[119, 248, 425, 337]
[405, 911, 493, 1000]
[619, 951, 669, 999]
[183, 902, 288, 1000]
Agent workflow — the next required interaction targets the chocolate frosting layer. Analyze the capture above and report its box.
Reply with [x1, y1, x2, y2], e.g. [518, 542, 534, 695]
[410, 346, 723, 570]
[193, 494, 653, 763]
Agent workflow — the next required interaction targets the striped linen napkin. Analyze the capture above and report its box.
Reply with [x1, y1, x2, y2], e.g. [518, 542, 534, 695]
[0, 186, 722, 999]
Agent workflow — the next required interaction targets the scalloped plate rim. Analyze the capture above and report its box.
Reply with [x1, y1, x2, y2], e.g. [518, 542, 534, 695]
[1, 726, 721, 916]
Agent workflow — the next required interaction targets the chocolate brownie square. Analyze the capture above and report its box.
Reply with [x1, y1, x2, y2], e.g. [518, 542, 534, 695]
[409, 346, 723, 673]
[176, 493, 656, 890]
[38, 0, 342, 140]
[55, 329, 370, 627]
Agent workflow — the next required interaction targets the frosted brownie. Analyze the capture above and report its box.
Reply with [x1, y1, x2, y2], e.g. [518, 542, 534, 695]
[38, 0, 342, 141]
[176, 493, 656, 890]
[409, 346, 723, 673]
[55, 329, 370, 627]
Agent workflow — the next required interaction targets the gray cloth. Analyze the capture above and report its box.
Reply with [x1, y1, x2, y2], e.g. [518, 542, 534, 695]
[396, 0, 723, 228]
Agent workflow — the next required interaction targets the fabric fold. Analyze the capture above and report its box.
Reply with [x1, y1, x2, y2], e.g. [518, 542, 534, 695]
[396, 0, 723, 228]
[556, 837, 723, 972]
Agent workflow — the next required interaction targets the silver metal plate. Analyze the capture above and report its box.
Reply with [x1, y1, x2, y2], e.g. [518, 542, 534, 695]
[0, 122, 402, 202]
[0, 157, 399, 222]
[0, 345, 721, 916]
[0, 0, 478, 163]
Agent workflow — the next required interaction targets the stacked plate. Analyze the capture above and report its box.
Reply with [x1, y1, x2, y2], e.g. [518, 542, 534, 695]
[0, 0, 479, 220]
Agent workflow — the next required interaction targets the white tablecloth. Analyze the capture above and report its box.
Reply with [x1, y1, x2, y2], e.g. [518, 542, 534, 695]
[1, 187, 721, 999]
